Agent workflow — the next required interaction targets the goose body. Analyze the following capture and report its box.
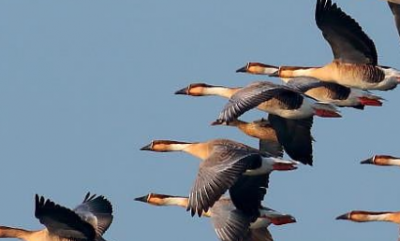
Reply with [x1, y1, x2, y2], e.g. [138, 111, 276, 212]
[237, 65, 383, 109]
[0, 193, 113, 241]
[176, 82, 340, 122]
[135, 193, 296, 241]
[284, 77, 383, 109]
[140, 139, 297, 216]
[213, 81, 340, 125]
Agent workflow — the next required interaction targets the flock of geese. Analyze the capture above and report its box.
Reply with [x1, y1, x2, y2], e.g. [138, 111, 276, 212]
[0, 0, 400, 241]
[137, 0, 400, 241]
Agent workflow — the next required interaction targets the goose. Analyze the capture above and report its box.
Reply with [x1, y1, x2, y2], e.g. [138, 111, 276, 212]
[140, 139, 298, 216]
[0, 193, 113, 241]
[237, 64, 384, 109]
[175, 83, 315, 165]
[240, 0, 400, 90]
[336, 211, 400, 239]
[135, 192, 296, 241]
[176, 82, 340, 123]
[361, 155, 400, 166]
[218, 117, 314, 166]
[213, 81, 340, 125]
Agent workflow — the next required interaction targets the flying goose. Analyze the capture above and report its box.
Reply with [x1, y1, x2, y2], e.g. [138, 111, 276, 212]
[140, 139, 297, 216]
[213, 81, 340, 125]
[0, 193, 113, 241]
[135, 193, 296, 241]
[239, 0, 400, 90]
[237, 64, 384, 109]
[177, 82, 340, 123]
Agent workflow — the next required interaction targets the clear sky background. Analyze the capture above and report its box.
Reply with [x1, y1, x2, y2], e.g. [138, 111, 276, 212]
[0, 0, 399, 241]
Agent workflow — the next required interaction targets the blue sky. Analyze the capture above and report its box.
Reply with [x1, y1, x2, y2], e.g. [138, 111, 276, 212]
[0, 0, 399, 241]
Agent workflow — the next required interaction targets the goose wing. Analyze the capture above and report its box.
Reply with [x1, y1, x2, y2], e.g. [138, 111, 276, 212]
[259, 139, 283, 158]
[35, 195, 96, 241]
[268, 114, 314, 165]
[286, 77, 325, 92]
[210, 200, 252, 241]
[187, 143, 263, 216]
[229, 174, 269, 216]
[244, 227, 273, 241]
[73, 193, 114, 236]
[388, 2, 400, 37]
[216, 82, 302, 123]
[316, 0, 377, 65]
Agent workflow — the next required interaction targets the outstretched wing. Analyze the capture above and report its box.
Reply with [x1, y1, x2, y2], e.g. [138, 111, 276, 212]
[229, 174, 269, 216]
[268, 114, 314, 166]
[73, 193, 114, 236]
[210, 200, 252, 241]
[244, 227, 273, 241]
[316, 0, 377, 65]
[389, 2, 400, 38]
[187, 146, 262, 216]
[216, 82, 301, 123]
[35, 195, 96, 241]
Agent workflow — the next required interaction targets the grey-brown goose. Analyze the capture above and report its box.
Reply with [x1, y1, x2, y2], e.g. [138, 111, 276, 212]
[239, 0, 400, 90]
[140, 139, 297, 216]
[237, 64, 384, 109]
[218, 117, 314, 166]
[214, 81, 340, 125]
[0, 193, 113, 241]
[135, 193, 296, 241]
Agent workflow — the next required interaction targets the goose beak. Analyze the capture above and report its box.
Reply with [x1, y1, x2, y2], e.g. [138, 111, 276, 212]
[140, 143, 152, 151]
[175, 87, 189, 95]
[360, 157, 374, 165]
[134, 194, 149, 203]
[336, 213, 350, 220]
[236, 65, 248, 73]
